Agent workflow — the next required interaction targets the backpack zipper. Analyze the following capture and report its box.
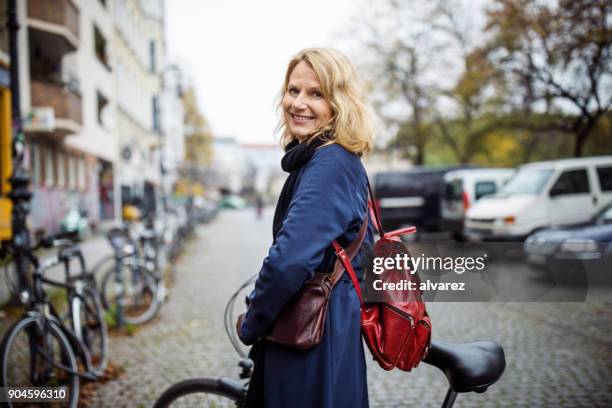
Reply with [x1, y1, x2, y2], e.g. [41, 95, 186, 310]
[382, 303, 415, 328]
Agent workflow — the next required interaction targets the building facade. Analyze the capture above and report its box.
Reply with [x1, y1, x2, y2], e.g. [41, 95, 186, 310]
[112, 0, 165, 213]
[15, 0, 120, 236]
[160, 64, 185, 206]
[1, 0, 181, 236]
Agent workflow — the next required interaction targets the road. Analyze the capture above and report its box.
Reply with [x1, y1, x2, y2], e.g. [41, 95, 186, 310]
[2, 209, 611, 407]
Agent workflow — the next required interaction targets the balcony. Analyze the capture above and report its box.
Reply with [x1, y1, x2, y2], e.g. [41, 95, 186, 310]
[27, 80, 82, 138]
[27, 0, 80, 54]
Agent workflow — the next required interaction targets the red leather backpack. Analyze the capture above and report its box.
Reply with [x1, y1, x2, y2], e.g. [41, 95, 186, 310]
[335, 186, 431, 371]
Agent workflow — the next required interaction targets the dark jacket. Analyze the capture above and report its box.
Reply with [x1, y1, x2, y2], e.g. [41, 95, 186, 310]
[242, 143, 373, 407]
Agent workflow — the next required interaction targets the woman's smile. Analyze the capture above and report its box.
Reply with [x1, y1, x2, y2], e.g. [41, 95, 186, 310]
[290, 112, 315, 124]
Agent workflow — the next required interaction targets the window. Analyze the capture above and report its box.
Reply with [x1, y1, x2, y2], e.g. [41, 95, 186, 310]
[501, 168, 553, 195]
[596, 166, 612, 192]
[550, 169, 590, 196]
[68, 154, 77, 190]
[475, 181, 497, 200]
[149, 40, 156, 73]
[78, 157, 87, 191]
[444, 179, 462, 201]
[0, 1, 8, 57]
[44, 146, 54, 187]
[152, 95, 160, 131]
[56, 151, 66, 188]
[30, 143, 43, 185]
[97, 91, 109, 127]
[94, 25, 110, 69]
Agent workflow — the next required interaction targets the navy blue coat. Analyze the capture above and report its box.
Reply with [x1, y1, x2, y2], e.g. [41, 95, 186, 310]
[241, 143, 373, 408]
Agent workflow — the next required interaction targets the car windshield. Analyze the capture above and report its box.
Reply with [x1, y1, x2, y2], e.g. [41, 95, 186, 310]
[444, 179, 462, 201]
[596, 205, 612, 224]
[499, 168, 553, 196]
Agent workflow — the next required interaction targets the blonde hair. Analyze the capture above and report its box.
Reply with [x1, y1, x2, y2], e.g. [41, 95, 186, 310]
[277, 48, 375, 156]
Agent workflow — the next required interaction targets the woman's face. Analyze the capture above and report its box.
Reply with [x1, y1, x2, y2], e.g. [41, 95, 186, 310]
[282, 61, 333, 142]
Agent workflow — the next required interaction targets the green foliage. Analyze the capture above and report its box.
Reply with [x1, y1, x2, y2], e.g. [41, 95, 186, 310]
[182, 87, 213, 166]
[418, 110, 611, 167]
[104, 305, 136, 336]
[104, 306, 117, 329]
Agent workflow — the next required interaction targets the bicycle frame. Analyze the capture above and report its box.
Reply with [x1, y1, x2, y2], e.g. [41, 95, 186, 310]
[29, 251, 100, 380]
[24, 311, 75, 383]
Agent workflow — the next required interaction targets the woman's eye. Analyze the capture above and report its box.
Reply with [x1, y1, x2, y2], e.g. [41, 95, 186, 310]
[288, 88, 299, 95]
[312, 91, 322, 98]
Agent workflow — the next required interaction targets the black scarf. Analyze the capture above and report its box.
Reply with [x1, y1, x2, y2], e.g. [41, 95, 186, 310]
[272, 137, 325, 241]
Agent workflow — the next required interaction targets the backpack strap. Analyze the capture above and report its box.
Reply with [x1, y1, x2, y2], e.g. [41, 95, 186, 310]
[333, 238, 365, 308]
[329, 178, 375, 295]
[367, 178, 385, 237]
[329, 215, 368, 287]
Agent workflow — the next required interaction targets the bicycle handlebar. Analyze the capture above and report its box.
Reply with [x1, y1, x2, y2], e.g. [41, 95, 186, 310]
[58, 245, 87, 276]
[33, 234, 76, 251]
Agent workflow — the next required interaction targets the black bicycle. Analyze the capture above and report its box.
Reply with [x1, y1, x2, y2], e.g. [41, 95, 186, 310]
[154, 275, 506, 407]
[93, 224, 165, 327]
[0, 236, 108, 408]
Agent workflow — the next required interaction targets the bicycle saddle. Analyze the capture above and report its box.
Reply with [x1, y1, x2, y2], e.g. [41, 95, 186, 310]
[423, 340, 506, 393]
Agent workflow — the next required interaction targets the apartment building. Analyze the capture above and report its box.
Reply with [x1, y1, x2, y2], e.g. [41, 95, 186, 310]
[0, 0, 182, 236]
[11, 0, 120, 236]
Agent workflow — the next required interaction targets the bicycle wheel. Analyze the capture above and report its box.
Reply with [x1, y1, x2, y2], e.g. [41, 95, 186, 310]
[154, 378, 246, 408]
[91, 255, 114, 310]
[0, 316, 79, 408]
[71, 286, 108, 376]
[101, 261, 162, 325]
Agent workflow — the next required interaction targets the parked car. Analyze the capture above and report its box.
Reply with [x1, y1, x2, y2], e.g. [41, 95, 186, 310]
[440, 168, 515, 240]
[373, 165, 474, 234]
[219, 194, 248, 209]
[464, 156, 612, 242]
[524, 202, 612, 284]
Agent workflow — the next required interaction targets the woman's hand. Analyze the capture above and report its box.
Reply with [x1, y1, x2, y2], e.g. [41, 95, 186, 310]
[236, 313, 255, 345]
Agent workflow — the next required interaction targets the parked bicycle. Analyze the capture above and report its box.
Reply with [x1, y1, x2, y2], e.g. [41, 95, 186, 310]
[165, 205, 195, 262]
[154, 275, 506, 407]
[0, 235, 109, 408]
[94, 221, 165, 327]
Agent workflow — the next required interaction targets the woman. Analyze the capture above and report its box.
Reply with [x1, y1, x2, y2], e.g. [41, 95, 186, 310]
[238, 47, 375, 408]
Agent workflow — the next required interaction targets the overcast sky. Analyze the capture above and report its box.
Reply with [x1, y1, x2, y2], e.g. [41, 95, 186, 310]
[165, 0, 354, 145]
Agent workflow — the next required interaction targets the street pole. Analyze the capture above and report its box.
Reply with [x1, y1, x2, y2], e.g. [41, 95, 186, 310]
[7, 0, 33, 297]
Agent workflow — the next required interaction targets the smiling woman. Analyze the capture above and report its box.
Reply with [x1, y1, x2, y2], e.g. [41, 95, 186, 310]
[238, 47, 376, 408]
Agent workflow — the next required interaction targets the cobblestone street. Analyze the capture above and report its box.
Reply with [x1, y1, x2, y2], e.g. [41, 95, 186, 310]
[52, 210, 612, 407]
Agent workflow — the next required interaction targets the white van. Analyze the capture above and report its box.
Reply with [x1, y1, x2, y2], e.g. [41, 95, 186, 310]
[464, 156, 612, 241]
[441, 168, 515, 240]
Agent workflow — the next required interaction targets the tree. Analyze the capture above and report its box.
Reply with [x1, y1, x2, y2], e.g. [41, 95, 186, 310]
[428, 0, 508, 163]
[353, 0, 506, 164]
[484, 0, 611, 157]
[354, 1, 443, 164]
[182, 87, 213, 166]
